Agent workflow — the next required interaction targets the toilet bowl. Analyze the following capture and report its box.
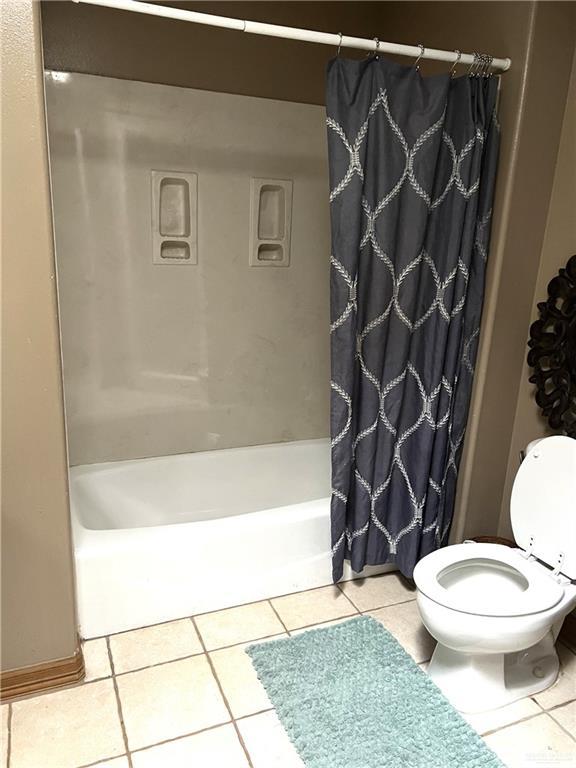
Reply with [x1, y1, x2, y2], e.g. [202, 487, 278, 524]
[413, 435, 576, 713]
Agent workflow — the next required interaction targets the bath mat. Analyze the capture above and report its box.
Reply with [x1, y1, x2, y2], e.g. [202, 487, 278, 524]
[246, 616, 504, 768]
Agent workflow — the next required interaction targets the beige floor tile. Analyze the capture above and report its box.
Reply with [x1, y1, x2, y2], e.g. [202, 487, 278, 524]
[116, 654, 229, 750]
[110, 619, 202, 674]
[237, 711, 304, 768]
[366, 601, 435, 663]
[549, 701, 576, 736]
[83, 637, 112, 681]
[210, 636, 286, 718]
[1, 706, 8, 768]
[10, 679, 124, 768]
[290, 616, 358, 636]
[195, 602, 284, 651]
[131, 724, 249, 768]
[339, 572, 416, 612]
[484, 713, 576, 768]
[271, 586, 357, 631]
[464, 697, 541, 735]
[534, 645, 576, 710]
[92, 759, 130, 768]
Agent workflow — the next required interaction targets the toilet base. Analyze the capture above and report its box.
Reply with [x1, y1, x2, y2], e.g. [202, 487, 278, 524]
[427, 631, 559, 713]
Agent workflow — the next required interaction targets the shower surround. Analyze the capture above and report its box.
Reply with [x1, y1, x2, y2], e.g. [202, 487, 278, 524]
[46, 72, 390, 636]
[45, 72, 331, 465]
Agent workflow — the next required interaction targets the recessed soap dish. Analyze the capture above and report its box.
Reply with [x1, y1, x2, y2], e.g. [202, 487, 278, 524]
[161, 241, 190, 260]
[257, 244, 284, 262]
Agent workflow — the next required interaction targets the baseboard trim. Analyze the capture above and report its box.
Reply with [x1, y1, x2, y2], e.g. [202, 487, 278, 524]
[0, 643, 85, 701]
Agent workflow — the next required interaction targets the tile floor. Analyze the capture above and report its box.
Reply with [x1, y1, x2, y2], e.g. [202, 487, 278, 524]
[2, 573, 575, 768]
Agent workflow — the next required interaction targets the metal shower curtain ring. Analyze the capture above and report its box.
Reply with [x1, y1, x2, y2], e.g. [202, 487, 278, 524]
[450, 50, 462, 78]
[414, 43, 425, 70]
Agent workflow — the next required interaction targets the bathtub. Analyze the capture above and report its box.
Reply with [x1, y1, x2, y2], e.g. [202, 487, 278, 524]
[70, 438, 390, 638]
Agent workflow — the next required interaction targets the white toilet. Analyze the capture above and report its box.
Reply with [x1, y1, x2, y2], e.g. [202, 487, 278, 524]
[413, 435, 576, 714]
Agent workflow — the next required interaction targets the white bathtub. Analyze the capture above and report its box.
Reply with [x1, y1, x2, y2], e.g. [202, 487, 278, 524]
[70, 438, 390, 638]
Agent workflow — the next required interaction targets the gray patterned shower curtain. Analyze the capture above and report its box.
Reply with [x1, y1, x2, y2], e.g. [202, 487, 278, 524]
[328, 57, 500, 581]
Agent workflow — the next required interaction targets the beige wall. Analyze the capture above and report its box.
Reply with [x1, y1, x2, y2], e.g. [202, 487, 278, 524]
[41, 1, 384, 105]
[499, 49, 576, 539]
[45, 74, 330, 464]
[1, 1, 79, 671]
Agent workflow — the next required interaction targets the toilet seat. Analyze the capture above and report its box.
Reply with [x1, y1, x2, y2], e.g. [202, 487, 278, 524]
[511, 435, 576, 581]
[413, 543, 564, 617]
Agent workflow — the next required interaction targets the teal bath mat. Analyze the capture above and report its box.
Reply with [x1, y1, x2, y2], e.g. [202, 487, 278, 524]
[246, 616, 504, 768]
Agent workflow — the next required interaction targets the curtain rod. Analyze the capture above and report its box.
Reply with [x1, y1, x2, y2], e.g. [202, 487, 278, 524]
[72, 0, 511, 73]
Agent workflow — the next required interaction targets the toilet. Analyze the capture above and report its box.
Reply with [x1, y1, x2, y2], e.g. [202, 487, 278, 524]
[413, 435, 576, 713]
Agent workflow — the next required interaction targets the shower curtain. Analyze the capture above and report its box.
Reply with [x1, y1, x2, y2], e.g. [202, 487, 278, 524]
[328, 57, 500, 581]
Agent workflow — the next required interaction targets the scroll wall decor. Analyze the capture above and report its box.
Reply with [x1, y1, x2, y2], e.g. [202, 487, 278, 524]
[527, 254, 576, 438]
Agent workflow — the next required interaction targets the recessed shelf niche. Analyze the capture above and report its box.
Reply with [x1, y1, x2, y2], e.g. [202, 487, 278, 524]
[159, 178, 190, 237]
[151, 170, 197, 265]
[249, 178, 292, 267]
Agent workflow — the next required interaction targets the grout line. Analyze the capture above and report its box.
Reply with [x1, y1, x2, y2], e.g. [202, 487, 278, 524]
[283, 611, 360, 635]
[334, 583, 363, 614]
[107, 637, 134, 768]
[190, 617, 254, 768]
[544, 710, 576, 744]
[292, 613, 361, 635]
[356, 595, 418, 613]
[234, 707, 275, 723]
[266, 600, 363, 638]
[266, 600, 292, 636]
[127, 720, 236, 760]
[198, 629, 288, 656]
[478, 695, 576, 740]
[100, 630, 287, 679]
[112, 649, 206, 677]
[78, 754, 131, 768]
[532, 694, 576, 743]
[480, 710, 547, 738]
[546, 696, 576, 713]
[112, 708, 284, 762]
[532, 694, 548, 714]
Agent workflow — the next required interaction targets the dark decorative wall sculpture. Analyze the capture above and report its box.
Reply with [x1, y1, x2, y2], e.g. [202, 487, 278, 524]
[527, 254, 576, 438]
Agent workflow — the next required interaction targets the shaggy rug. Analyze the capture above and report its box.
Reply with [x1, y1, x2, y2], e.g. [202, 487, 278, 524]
[246, 616, 504, 768]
